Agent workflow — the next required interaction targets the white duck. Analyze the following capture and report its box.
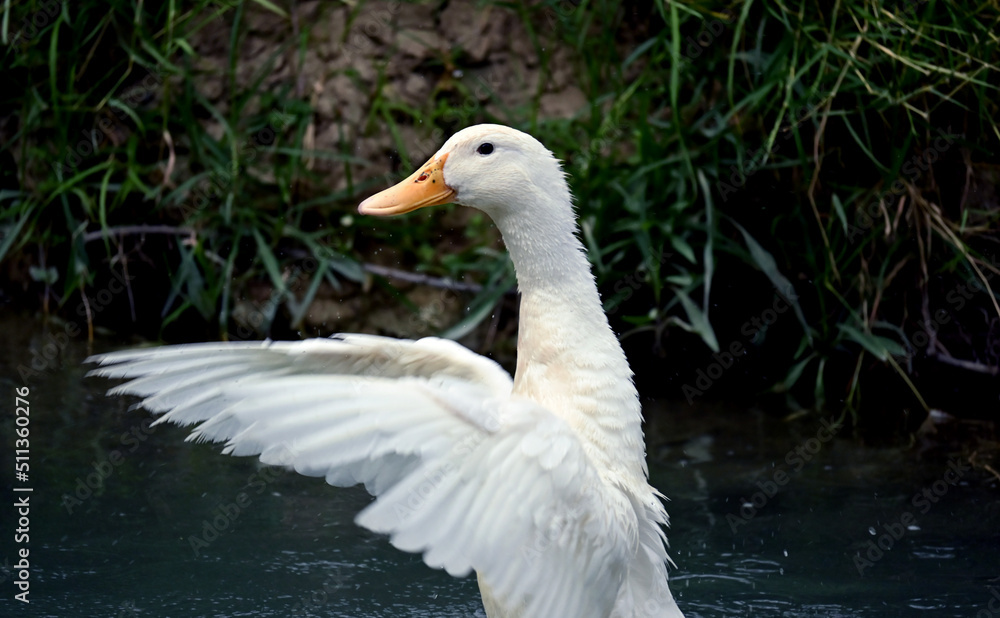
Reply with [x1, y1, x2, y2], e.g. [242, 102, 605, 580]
[89, 124, 685, 618]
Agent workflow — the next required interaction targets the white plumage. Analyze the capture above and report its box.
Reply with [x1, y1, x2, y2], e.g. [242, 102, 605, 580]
[89, 124, 684, 618]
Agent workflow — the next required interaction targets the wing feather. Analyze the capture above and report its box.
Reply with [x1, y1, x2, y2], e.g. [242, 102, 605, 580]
[88, 336, 634, 618]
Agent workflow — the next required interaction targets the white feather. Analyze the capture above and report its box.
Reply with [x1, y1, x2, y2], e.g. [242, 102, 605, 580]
[89, 124, 684, 618]
[89, 337, 631, 618]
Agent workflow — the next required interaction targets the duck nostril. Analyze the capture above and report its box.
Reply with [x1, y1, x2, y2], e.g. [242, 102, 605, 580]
[417, 172, 429, 182]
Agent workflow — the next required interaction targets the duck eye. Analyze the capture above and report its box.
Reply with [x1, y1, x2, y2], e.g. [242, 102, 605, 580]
[477, 143, 494, 155]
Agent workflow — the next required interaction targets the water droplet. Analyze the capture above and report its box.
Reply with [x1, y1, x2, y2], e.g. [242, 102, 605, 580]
[868, 526, 876, 535]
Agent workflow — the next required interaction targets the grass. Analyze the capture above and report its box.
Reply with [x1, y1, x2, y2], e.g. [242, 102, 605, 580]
[530, 0, 1000, 424]
[1, 0, 998, 430]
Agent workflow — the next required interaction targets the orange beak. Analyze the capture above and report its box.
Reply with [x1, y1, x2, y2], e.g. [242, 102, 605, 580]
[358, 153, 455, 216]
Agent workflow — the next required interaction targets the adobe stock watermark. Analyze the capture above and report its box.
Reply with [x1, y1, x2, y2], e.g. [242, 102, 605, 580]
[606, 249, 675, 315]
[186, 108, 296, 212]
[609, 586, 681, 618]
[399, 64, 518, 170]
[361, 63, 516, 200]
[229, 257, 320, 340]
[683, 284, 799, 403]
[945, 253, 999, 312]
[853, 458, 971, 575]
[287, 566, 352, 617]
[844, 130, 956, 244]
[975, 586, 1000, 618]
[51, 64, 168, 176]
[575, 119, 631, 173]
[9, 0, 61, 50]
[354, 18, 533, 207]
[521, 481, 679, 618]
[389, 402, 502, 526]
[187, 446, 294, 557]
[15, 266, 137, 383]
[113, 600, 139, 618]
[717, 91, 827, 202]
[521, 482, 597, 568]
[341, 0, 402, 61]
[61, 418, 157, 514]
[681, 0, 928, 65]
[893, 251, 997, 358]
[890, 0, 932, 21]
[682, 9, 737, 59]
[538, 0, 585, 30]
[727, 416, 842, 533]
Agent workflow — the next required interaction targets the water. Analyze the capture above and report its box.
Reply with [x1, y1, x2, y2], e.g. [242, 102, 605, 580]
[648, 406, 1000, 617]
[1, 316, 998, 617]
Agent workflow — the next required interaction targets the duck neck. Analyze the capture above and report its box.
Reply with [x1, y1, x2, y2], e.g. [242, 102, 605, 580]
[491, 198, 648, 481]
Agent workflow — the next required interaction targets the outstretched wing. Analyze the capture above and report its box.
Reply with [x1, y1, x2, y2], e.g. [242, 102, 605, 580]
[88, 336, 634, 618]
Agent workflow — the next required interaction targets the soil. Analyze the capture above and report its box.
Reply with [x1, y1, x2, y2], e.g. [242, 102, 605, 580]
[189, 1, 588, 192]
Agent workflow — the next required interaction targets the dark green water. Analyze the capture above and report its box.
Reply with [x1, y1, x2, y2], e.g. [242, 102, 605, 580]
[1, 316, 998, 617]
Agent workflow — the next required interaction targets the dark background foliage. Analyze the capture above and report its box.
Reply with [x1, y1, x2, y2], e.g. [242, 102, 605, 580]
[2, 0, 998, 439]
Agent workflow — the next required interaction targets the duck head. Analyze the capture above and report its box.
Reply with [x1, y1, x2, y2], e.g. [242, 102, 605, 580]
[358, 124, 571, 221]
